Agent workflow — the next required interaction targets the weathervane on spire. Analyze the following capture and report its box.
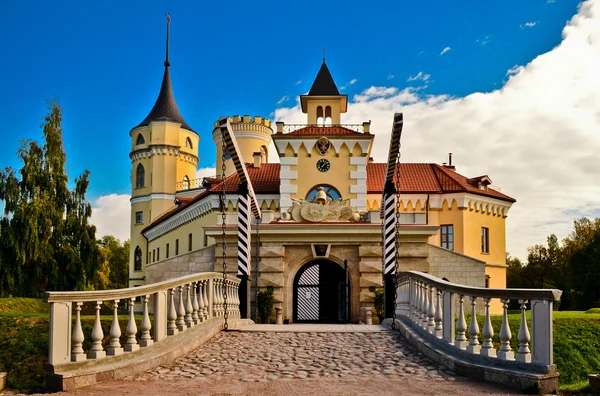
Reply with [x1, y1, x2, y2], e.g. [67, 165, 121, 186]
[165, 13, 171, 67]
[322, 47, 326, 62]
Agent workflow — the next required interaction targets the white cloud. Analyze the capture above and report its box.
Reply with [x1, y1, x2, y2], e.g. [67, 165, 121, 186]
[387, 74, 395, 80]
[506, 64, 524, 77]
[90, 194, 131, 242]
[520, 21, 538, 29]
[274, 0, 600, 260]
[196, 167, 216, 178]
[407, 71, 431, 82]
[340, 78, 358, 90]
[295, 80, 302, 85]
[477, 35, 492, 46]
[277, 95, 289, 105]
[440, 47, 452, 55]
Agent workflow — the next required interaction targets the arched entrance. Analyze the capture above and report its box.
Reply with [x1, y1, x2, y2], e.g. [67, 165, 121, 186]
[293, 260, 350, 323]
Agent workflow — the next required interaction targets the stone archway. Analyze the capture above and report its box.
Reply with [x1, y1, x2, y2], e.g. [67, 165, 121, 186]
[293, 259, 350, 323]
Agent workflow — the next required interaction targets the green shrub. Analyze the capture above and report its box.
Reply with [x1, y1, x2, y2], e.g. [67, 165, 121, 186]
[257, 287, 274, 323]
[373, 289, 384, 322]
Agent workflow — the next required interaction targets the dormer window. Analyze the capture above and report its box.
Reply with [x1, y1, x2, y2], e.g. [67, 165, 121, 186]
[136, 134, 145, 145]
[184, 137, 193, 149]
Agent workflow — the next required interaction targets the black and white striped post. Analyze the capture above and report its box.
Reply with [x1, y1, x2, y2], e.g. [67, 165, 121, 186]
[382, 180, 396, 318]
[237, 182, 252, 319]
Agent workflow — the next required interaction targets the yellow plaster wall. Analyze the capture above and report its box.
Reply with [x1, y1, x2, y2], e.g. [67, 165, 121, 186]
[462, 208, 507, 266]
[306, 99, 343, 124]
[435, 200, 465, 254]
[147, 211, 219, 264]
[293, 143, 356, 201]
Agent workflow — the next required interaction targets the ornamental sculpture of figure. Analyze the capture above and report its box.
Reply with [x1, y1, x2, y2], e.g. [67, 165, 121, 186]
[279, 187, 362, 223]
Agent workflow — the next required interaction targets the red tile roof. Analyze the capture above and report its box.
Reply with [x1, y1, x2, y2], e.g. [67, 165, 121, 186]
[278, 125, 367, 136]
[366, 163, 515, 202]
[144, 162, 514, 232]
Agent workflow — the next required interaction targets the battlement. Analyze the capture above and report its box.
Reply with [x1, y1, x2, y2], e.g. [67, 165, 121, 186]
[212, 115, 272, 129]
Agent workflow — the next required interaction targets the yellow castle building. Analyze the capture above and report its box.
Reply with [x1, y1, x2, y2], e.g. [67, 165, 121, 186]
[128, 41, 515, 322]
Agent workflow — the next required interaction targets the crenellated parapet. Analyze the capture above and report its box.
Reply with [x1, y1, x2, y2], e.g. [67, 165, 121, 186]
[130, 145, 199, 166]
[212, 115, 273, 143]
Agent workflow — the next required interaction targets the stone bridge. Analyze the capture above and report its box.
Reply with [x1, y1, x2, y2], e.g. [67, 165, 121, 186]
[43, 271, 561, 394]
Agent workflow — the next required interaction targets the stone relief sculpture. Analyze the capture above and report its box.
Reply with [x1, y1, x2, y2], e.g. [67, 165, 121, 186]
[279, 187, 362, 222]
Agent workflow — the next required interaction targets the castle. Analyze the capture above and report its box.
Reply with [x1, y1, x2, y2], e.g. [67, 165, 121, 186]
[128, 31, 515, 322]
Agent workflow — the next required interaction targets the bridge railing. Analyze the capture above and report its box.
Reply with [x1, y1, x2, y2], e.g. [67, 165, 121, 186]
[396, 271, 562, 368]
[43, 272, 240, 366]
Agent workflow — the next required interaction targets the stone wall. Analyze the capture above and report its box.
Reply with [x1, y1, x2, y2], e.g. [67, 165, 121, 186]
[145, 245, 216, 284]
[427, 244, 486, 288]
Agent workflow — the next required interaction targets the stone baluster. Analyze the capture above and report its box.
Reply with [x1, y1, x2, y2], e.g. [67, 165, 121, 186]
[88, 301, 106, 359]
[427, 286, 436, 333]
[213, 280, 220, 316]
[455, 295, 468, 350]
[124, 297, 139, 352]
[139, 295, 153, 347]
[498, 298, 515, 360]
[192, 282, 200, 325]
[217, 279, 224, 316]
[467, 297, 481, 354]
[232, 282, 239, 316]
[225, 281, 232, 316]
[167, 288, 178, 336]
[185, 284, 194, 328]
[434, 289, 443, 338]
[107, 299, 123, 356]
[416, 281, 423, 324]
[176, 285, 186, 331]
[411, 280, 418, 321]
[480, 297, 496, 357]
[421, 284, 429, 329]
[71, 302, 86, 362]
[516, 300, 532, 363]
[202, 280, 209, 320]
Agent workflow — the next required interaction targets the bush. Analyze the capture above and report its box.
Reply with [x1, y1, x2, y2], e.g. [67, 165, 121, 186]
[256, 287, 274, 323]
[373, 289, 384, 322]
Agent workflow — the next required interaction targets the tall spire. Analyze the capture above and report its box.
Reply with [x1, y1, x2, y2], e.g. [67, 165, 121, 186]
[133, 14, 195, 133]
[165, 13, 170, 67]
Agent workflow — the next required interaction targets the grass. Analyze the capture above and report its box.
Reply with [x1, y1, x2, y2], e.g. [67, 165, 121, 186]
[0, 298, 148, 390]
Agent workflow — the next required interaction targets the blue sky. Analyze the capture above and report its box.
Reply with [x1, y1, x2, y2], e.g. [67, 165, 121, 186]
[0, 0, 579, 199]
[3, 0, 599, 260]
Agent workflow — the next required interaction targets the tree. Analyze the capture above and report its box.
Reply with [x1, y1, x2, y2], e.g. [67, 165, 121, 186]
[569, 227, 600, 310]
[506, 253, 524, 288]
[94, 236, 129, 290]
[0, 99, 99, 297]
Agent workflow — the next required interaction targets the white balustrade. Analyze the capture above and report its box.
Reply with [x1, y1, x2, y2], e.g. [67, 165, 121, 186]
[395, 271, 561, 371]
[107, 299, 123, 356]
[139, 295, 153, 347]
[43, 272, 241, 366]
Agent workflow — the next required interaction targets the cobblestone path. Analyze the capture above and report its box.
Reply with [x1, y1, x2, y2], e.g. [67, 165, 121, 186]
[136, 331, 457, 382]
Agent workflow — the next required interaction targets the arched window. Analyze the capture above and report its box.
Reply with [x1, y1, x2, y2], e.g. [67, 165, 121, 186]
[306, 184, 341, 201]
[134, 246, 142, 271]
[182, 175, 190, 190]
[136, 164, 145, 188]
[136, 134, 145, 145]
[325, 106, 332, 125]
[184, 137, 193, 149]
[316, 106, 324, 126]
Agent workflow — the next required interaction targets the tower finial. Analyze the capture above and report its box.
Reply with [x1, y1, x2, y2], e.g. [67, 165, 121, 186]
[164, 13, 171, 67]
[322, 47, 325, 62]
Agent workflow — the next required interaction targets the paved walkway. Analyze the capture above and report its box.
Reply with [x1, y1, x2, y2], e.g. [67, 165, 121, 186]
[50, 325, 520, 395]
[239, 324, 388, 332]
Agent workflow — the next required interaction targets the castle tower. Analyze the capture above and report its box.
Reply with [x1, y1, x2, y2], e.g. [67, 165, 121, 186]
[300, 59, 348, 125]
[128, 17, 199, 287]
[212, 115, 273, 177]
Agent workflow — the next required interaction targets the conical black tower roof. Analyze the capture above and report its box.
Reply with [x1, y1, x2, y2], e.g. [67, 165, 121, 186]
[308, 61, 340, 96]
[133, 66, 194, 133]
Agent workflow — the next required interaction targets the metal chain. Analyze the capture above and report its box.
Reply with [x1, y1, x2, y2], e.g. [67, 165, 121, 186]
[220, 130, 228, 330]
[392, 141, 401, 330]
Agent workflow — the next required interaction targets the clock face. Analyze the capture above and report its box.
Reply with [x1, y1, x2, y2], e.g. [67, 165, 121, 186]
[316, 158, 330, 172]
